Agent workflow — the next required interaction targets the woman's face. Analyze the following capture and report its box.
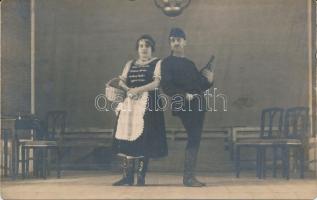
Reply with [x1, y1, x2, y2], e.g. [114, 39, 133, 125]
[138, 39, 152, 60]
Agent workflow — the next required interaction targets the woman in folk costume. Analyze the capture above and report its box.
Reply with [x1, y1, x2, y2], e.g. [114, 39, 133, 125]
[112, 34, 168, 186]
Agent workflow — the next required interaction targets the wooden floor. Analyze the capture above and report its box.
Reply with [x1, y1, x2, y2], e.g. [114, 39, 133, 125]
[1, 171, 317, 199]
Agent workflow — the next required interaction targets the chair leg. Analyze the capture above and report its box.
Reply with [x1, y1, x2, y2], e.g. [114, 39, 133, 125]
[47, 149, 51, 177]
[273, 146, 277, 178]
[42, 149, 48, 179]
[26, 149, 30, 177]
[39, 149, 44, 178]
[33, 149, 39, 177]
[235, 146, 240, 178]
[283, 146, 290, 180]
[299, 146, 304, 179]
[37, 149, 43, 178]
[56, 147, 61, 178]
[256, 147, 261, 179]
[22, 146, 26, 179]
[15, 143, 20, 179]
[282, 147, 285, 178]
[11, 140, 18, 180]
[4, 137, 8, 177]
[262, 147, 267, 179]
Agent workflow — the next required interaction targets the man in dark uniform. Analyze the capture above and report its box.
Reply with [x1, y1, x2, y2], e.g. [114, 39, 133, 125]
[160, 28, 214, 187]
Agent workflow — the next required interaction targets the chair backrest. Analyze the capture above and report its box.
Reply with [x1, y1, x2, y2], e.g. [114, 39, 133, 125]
[1, 129, 10, 141]
[45, 111, 67, 140]
[14, 115, 44, 139]
[283, 107, 309, 139]
[260, 107, 284, 139]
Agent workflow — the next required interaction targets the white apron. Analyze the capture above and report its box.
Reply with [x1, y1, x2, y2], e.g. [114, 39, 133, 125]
[115, 92, 148, 141]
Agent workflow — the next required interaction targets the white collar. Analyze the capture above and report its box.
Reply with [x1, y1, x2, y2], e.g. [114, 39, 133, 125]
[135, 57, 157, 65]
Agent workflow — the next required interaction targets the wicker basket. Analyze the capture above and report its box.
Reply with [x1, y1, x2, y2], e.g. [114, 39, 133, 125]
[105, 77, 126, 102]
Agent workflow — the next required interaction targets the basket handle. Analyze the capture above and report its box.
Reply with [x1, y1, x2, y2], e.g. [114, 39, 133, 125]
[105, 77, 122, 87]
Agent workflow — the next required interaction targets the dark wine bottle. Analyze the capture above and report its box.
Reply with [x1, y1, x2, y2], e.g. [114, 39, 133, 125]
[201, 55, 215, 72]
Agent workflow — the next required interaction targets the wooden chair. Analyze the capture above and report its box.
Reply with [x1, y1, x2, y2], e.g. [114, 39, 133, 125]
[19, 111, 66, 179]
[234, 107, 284, 178]
[43, 110, 67, 177]
[14, 116, 43, 178]
[280, 107, 308, 179]
[235, 107, 309, 179]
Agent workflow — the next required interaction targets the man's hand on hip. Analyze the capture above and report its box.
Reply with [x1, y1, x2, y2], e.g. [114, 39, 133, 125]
[186, 93, 194, 101]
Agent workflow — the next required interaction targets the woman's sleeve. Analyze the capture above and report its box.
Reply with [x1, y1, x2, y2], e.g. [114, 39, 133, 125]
[119, 60, 133, 81]
[153, 60, 162, 81]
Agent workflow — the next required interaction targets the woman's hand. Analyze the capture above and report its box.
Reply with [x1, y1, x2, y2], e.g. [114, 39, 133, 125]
[119, 79, 130, 92]
[128, 87, 141, 95]
[127, 88, 142, 100]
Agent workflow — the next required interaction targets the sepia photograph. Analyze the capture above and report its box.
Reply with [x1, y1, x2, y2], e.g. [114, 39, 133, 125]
[1, 0, 317, 199]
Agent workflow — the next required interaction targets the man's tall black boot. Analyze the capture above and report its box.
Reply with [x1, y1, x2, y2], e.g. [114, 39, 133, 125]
[183, 148, 206, 187]
[136, 157, 149, 186]
[113, 157, 135, 186]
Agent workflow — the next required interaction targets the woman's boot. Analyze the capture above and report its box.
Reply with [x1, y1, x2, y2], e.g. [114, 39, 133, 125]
[136, 157, 149, 186]
[113, 157, 135, 186]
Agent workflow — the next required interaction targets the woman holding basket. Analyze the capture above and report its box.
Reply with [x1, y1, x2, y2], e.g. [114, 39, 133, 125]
[111, 34, 167, 186]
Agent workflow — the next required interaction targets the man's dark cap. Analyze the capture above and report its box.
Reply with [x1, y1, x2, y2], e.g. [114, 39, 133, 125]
[169, 27, 186, 39]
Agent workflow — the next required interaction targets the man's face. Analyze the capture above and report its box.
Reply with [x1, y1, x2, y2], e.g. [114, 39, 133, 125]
[169, 37, 186, 53]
